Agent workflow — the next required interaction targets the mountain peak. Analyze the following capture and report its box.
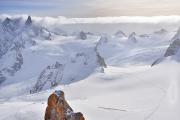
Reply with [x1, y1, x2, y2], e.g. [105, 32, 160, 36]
[2, 17, 12, 26]
[172, 27, 180, 40]
[115, 30, 126, 37]
[78, 31, 87, 40]
[129, 32, 136, 36]
[128, 32, 137, 43]
[25, 16, 32, 26]
[164, 27, 180, 57]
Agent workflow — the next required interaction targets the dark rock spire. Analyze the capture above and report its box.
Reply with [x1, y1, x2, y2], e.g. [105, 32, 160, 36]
[25, 16, 32, 26]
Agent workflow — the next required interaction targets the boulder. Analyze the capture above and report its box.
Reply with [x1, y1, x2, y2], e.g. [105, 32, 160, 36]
[45, 90, 85, 120]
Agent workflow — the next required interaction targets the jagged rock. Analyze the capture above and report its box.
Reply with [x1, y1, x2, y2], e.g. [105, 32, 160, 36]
[30, 62, 64, 93]
[98, 36, 108, 44]
[2, 18, 12, 27]
[164, 38, 180, 57]
[78, 31, 87, 40]
[0, 71, 6, 84]
[96, 52, 107, 68]
[151, 58, 164, 67]
[151, 27, 180, 66]
[25, 16, 32, 26]
[2, 17, 21, 33]
[164, 27, 180, 57]
[95, 37, 107, 72]
[128, 32, 137, 43]
[75, 53, 88, 65]
[1, 49, 23, 76]
[96, 52, 107, 73]
[45, 90, 85, 120]
[95, 36, 109, 52]
[0, 17, 22, 58]
[115, 30, 126, 37]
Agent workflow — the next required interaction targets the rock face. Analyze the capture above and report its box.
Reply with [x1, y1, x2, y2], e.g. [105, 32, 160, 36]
[45, 90, 85, 120]
[30, 62, 64, 93]
[163, 28, 180, 57]
[114, 30, 126, 37]
[0, 16, 38, 84]
[78, 31, 87, 40]
[4, 50, 23, 76]
[0, 71, 6, 84]
[128, 32, 137, 43]
[95, 36, 107, 72]
[25, 16, 32, 26]
[164, 38, 180, 57]
[0, 17, 20, 58]
[151, 27, 180, 66]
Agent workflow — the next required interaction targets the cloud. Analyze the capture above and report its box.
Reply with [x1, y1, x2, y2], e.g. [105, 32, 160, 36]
[1, 14, 180, 35]
[2, 14, 180, 24]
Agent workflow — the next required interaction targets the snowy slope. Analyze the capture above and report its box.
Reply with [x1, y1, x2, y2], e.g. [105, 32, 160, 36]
[0, 15, 180, 120]
[0, 62, 179, 120]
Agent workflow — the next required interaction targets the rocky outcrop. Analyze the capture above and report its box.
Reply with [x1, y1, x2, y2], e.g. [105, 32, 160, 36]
[78, 31, 87, 40]
[114, 30, 126, 37]
[25, 16, 32, 26]
[0, 37, 24, 84]
[151, 58, 164, 67]
[0, 49, 23, 77]
[71, 53, 88, 65]
[0, 17, 21, 58]
[0, 71, 6, 84]
[0, 16, 30, 58]
[151, 27, 180, 66]
[45, 90, 85, 120]
[0, 16, 54, 84]
[2, 17, 21, 33]
[96, 52, 107, 68]
[128, 32, 137, 43]
[6, 50, 23, 76]
[164, 38, 180, 57]
[163, 28, 180, 57]
[95, 36, 107, 72]
[30, 62, 64, 93]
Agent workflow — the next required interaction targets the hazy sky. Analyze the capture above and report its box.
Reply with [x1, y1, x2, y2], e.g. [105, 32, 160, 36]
[1, 0, 180, 17]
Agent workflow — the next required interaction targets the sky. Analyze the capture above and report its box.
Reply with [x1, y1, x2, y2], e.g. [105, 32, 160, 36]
[0, 0, 180, 17]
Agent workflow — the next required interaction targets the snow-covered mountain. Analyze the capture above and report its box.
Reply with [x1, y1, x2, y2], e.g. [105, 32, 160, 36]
[0, 15, 180, 120]
[0, 16, 108, 94]
[0, 16, 56, 85]
[164, 28, 180, 58]
[152, 27, 180, 66]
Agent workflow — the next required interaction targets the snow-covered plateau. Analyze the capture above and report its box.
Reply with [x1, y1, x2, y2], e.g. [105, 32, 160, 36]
[0, 15, 180, 120]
